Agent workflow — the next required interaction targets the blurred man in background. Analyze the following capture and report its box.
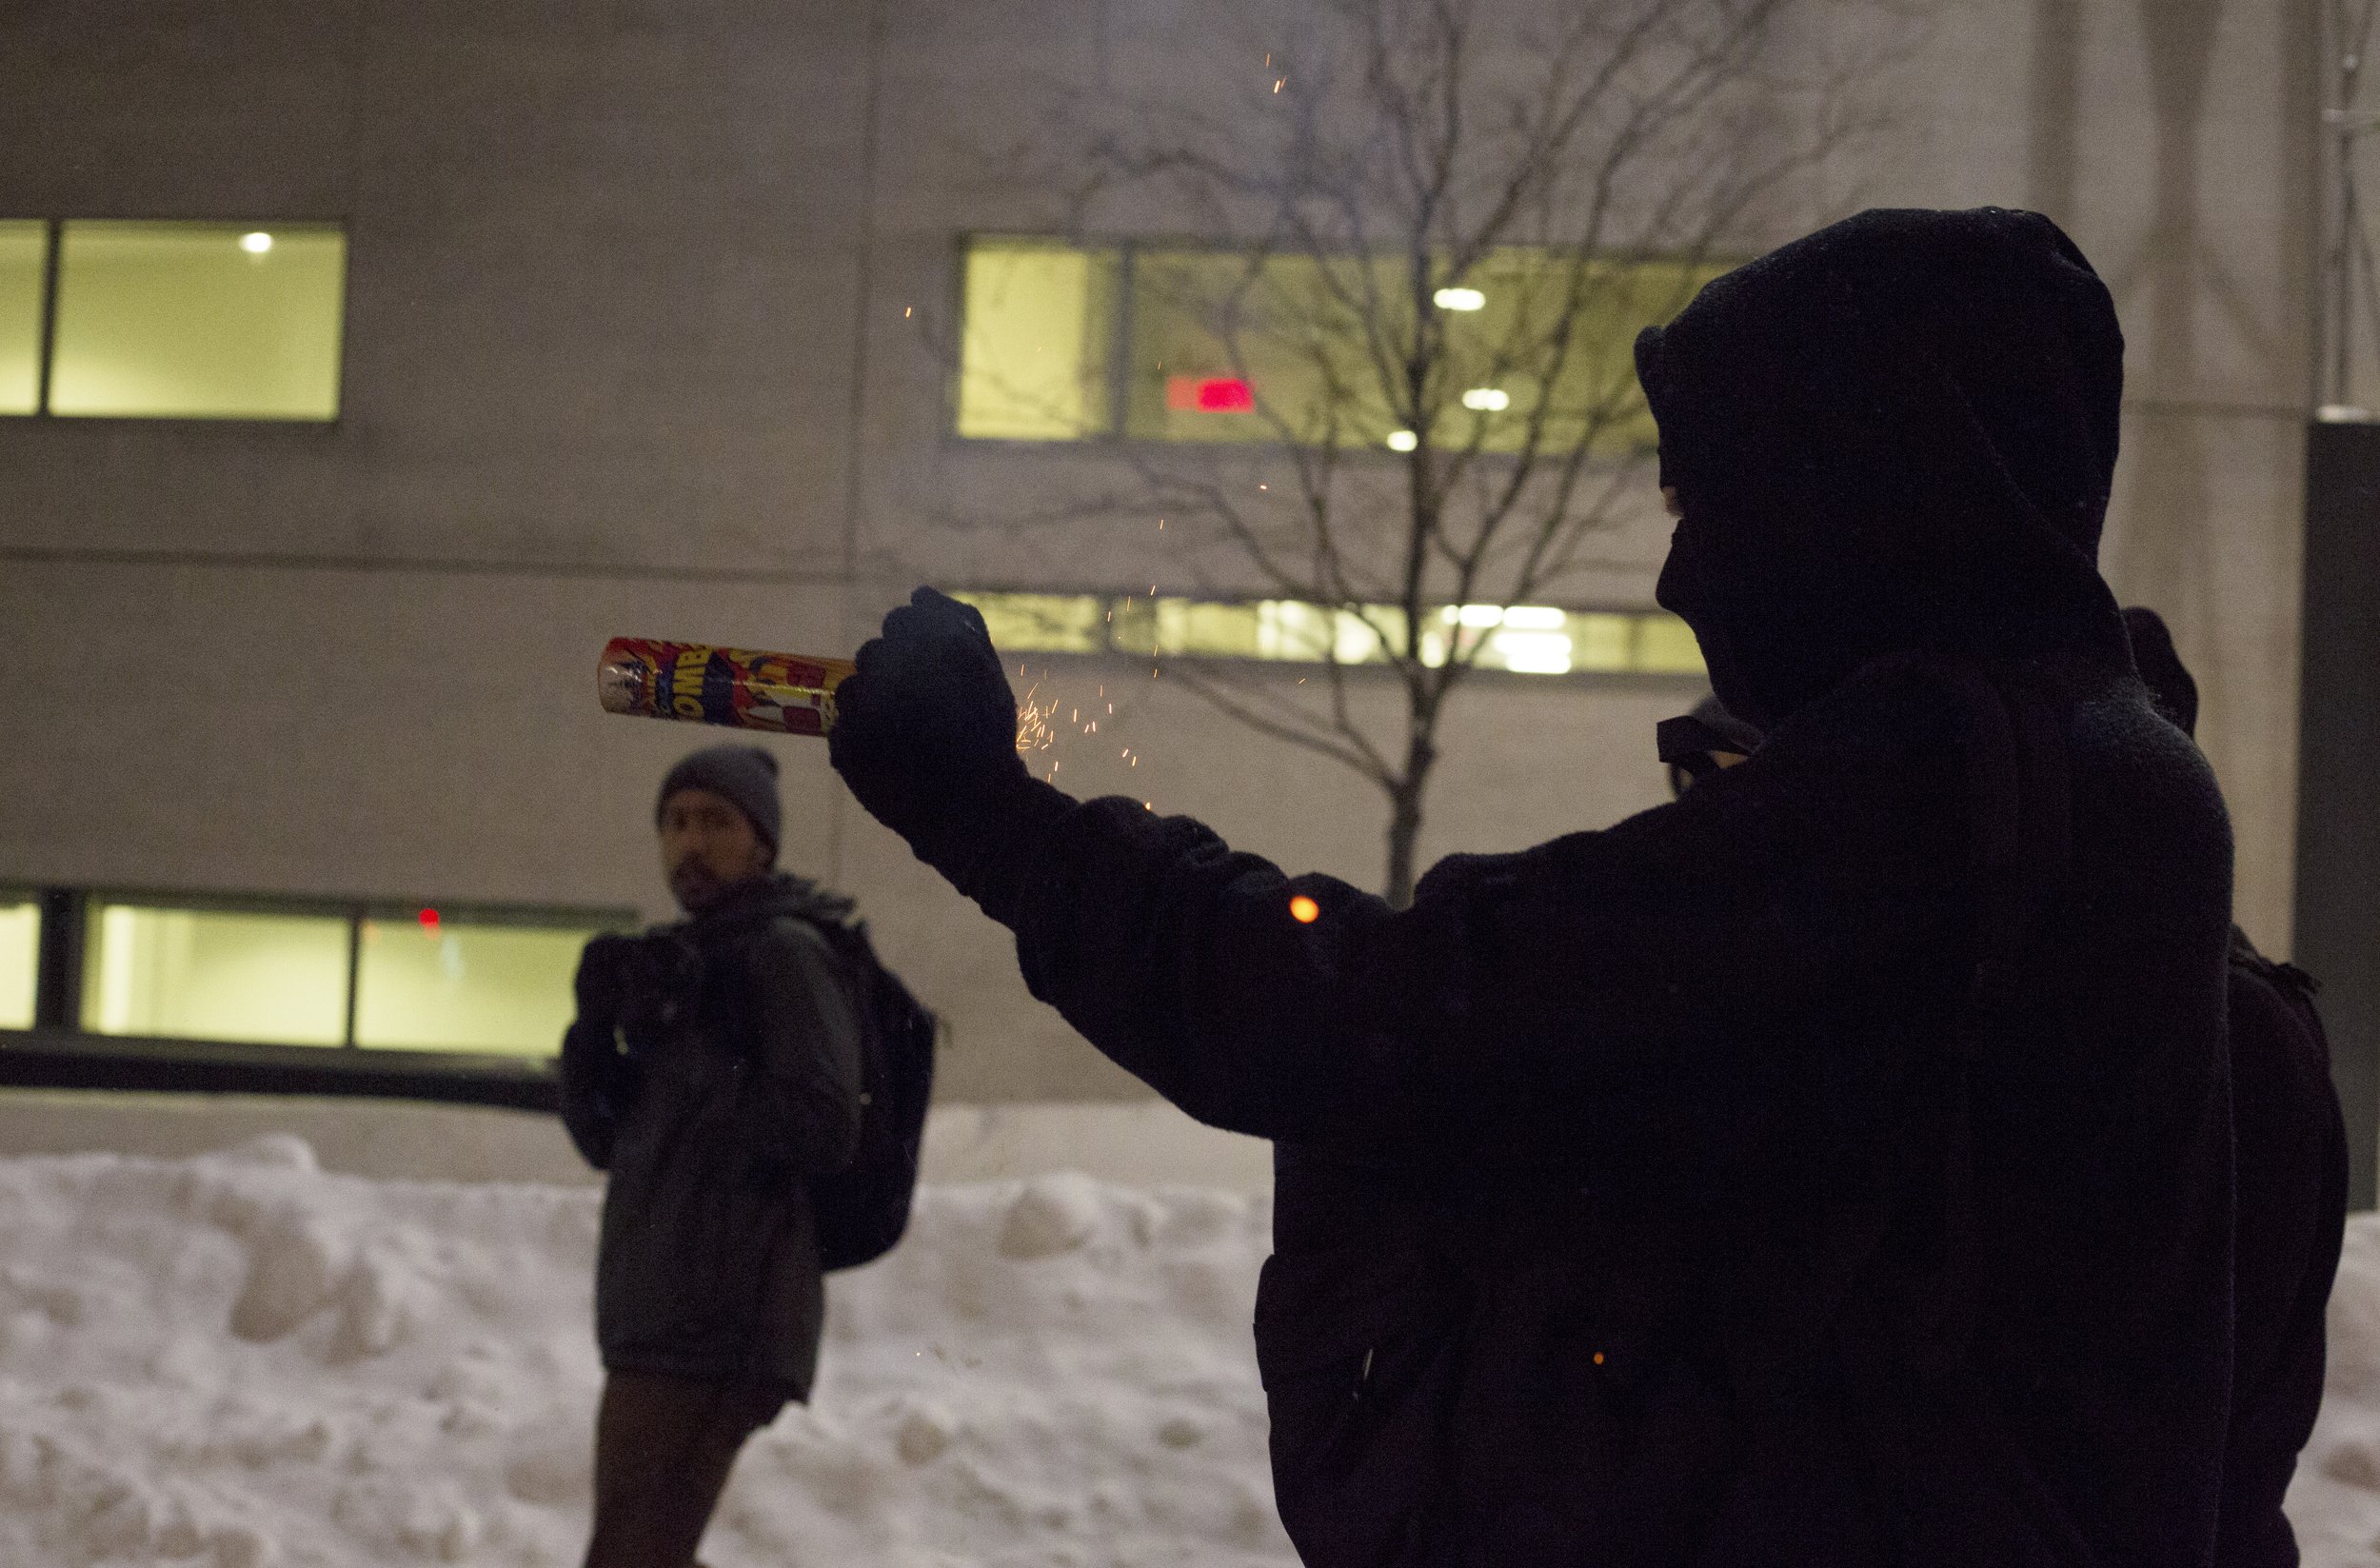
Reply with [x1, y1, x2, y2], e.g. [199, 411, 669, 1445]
[560, 744, 864, 1568]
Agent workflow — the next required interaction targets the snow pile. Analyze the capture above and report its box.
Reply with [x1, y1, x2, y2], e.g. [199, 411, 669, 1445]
[10, 1136, 2380, 1566]
[0, 1140, 1292, 1568]
[2291, 1215, 2380, 1565]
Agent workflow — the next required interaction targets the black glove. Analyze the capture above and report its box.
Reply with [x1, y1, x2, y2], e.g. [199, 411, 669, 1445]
[574, 933, 644, 1025]
[830, 588, 1062, 902]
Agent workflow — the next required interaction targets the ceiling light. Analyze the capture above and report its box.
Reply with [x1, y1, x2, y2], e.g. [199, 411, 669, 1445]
[239, 231, 273, 254]
[1460, 387, 1510, 412]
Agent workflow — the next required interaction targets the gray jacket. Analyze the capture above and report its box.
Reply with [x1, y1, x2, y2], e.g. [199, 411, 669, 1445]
[559, 873, 865, 1393]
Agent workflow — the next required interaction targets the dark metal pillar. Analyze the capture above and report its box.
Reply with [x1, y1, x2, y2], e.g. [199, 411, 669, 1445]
[2296, 418, 2380, 1208]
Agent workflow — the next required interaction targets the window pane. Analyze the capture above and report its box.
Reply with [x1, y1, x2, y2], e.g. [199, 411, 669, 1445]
[956, 591, 1108, 654]
[82, 903, 349, 1046]
[957, 239, 1116, 440]
[50, 221, 345, 420]
[1635, 613, 1707, 675]
[354, 918, 601, 1057]
[1125, 249, 1404, 447]
[1119, 244, 1726, 453]
[0, 223, 43, 415]
[0, 901, 37, 1030]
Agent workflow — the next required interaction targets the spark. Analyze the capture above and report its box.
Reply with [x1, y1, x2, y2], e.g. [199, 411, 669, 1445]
[1274, 78, 1284, 92]
[903, 306, 913, 317]
[1289, 895, 1320, 923]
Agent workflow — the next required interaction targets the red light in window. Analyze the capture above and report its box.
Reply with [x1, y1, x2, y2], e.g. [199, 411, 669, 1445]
[1164, 375, 1254, 413]
[418, 907, 441, 932]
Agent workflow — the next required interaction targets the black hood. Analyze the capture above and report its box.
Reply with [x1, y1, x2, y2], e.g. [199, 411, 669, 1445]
[1634, 207, 2130, 732]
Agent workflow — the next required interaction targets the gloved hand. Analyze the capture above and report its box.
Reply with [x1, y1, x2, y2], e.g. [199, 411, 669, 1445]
[574, 933, 645, 1025]
[830, 587, 1039, 864]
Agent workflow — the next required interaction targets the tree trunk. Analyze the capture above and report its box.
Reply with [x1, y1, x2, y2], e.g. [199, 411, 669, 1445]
[1381, 730, 1438, 909]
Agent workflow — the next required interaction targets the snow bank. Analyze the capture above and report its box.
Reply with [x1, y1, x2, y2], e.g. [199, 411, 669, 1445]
[0, 1139, 1292, 1568]
[6, 1137, 2379, 1567]
[2291, 1214, 2380, 1565]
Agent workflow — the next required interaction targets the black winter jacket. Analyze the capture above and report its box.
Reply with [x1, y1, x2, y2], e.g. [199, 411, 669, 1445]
[559, 873, 864, 1393]
[887, 210, 2240, 1566]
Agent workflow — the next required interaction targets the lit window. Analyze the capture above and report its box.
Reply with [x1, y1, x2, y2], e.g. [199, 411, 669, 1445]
[1569, 612, 1636, 672]
[957, 237, 1726, 453]
[0, 899, 37, 1030]
[354, 914, 610, 1057]
[960, 591, 1108, 655]
[952, 588, 1704, 679]
[1636, 614, 1707, 673]
[1124, 248, 1398, 447]
[0, 223, 43, 415]
[48, 221, 346, 420]
[82, 903, 350, 1046]
[956, 239, 1117, 440]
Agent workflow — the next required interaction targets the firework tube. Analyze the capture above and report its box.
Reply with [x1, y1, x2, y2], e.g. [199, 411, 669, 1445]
[598, 638, 857, 738]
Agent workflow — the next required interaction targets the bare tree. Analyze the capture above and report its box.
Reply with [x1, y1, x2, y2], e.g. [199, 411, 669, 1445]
[957, 0, 1903, 905]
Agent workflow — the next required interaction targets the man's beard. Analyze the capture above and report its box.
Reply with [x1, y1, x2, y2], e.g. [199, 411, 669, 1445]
[669, 859, 731, 910]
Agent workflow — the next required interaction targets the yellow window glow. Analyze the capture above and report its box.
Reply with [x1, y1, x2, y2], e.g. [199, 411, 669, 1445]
[955, 591, 1108, 654]
[354, 918, 605, 1057]
[49, 221, 346, 420]
[82, 903, 350, 1046]
[0, 222, 45, 415]
[1635, 613, 1707, 675]
[1569, 612, 1636, 672]
[0, 901, 37, 1029]
[957, 239, 1115, 440]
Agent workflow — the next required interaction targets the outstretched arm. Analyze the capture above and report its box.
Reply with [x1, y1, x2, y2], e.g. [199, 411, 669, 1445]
[830, 589, 1965, 1163]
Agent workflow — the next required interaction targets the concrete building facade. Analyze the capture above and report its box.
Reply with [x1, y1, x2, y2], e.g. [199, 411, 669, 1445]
[0, 2, 2335, 1152]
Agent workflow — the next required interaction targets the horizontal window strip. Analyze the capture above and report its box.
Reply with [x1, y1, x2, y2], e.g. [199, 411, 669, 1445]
[955, 591, 1704, 679]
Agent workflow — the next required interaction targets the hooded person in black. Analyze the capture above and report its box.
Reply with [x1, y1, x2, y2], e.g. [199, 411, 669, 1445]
[2123, 605, 2346, 1567]
[828, 208, 2236, 1564]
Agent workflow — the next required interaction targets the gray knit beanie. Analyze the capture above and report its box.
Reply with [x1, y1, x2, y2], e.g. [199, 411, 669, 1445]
[657, 744, 783, 852]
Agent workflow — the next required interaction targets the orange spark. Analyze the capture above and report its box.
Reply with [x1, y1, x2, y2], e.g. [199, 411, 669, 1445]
[1289, 896, 1320, 923]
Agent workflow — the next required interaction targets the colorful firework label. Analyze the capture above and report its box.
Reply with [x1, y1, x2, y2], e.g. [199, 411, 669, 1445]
[597, 638, 857, 738]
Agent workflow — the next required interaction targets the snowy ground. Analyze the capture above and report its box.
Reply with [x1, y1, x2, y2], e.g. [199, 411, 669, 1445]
[0, 1138, 1290, 1568]
[2, 1137, 2378, 1568]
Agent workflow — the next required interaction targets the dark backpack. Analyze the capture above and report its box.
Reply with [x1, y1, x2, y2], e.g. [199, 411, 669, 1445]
[801, 917, 939, 1272]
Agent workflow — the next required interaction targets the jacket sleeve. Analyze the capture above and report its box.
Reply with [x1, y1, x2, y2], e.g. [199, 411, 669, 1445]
[966, 674, 1974, 1163]
[558, 1017, 633, 1170]
[731, 921, 867, 1175]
